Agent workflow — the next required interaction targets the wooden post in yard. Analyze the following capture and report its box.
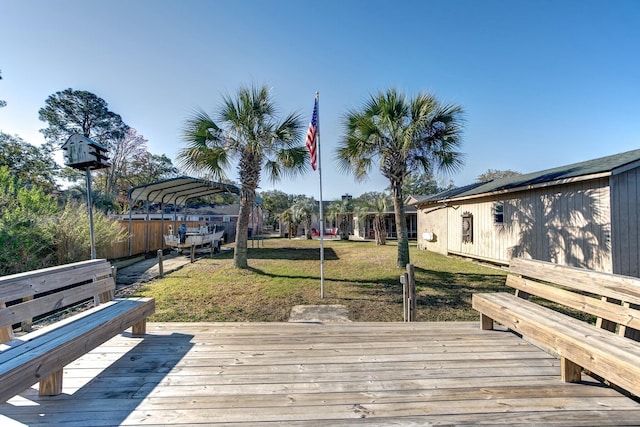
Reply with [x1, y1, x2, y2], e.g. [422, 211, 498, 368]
[400, 274, 407, 322]
[157, 249, 164, 278]
[407, 263, 416, 322]
[191, 243, 195, 263]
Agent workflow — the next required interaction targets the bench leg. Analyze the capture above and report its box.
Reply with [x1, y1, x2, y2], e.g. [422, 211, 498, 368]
[0, 302, 15, 343]
[39, 369, 63, 396]
[131, 318, 147, 337]
[480, 313, 494, 330]
[561, 357, 582, 383]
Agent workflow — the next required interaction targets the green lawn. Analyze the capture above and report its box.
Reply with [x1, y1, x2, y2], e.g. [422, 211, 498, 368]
[135, 238, 508, 322]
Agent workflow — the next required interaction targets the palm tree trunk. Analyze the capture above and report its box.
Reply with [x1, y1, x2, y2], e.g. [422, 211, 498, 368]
[373, 216, 386, 245]
[234, 186, 254, 268]
[392, 182, 410, 268]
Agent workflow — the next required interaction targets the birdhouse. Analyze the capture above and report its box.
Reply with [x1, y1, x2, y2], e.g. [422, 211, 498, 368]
[61, 134, 111, 170]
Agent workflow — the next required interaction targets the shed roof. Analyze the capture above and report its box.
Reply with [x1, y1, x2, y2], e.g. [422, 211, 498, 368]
[412, 148, 640, 205]
[128, 176, 241, 206]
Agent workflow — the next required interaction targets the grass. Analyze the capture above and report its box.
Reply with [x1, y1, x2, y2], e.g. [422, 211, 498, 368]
[135, 238, 508, 322]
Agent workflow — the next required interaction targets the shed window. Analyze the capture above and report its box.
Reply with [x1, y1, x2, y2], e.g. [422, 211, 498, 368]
[462, 212, 473, 243]
[493, 202, 504, 224]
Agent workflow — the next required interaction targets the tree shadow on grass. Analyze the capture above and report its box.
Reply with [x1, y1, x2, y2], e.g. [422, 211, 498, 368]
[216, 247, 339, 261]
[242, 263, 506, 309]
[245, 265, 372, 284]
[413, 266, 507, 310]
[248, 247, 339, 261]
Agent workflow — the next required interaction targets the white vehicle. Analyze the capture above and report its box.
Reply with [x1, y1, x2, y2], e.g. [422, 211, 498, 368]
[164, 223, 225, 253]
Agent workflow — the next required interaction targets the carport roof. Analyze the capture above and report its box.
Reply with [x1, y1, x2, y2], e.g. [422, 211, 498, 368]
[128, 176, 241, 206]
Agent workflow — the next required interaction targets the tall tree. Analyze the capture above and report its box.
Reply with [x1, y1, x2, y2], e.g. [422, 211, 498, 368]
[38, 88, 128, 146]
[402, 171, 453, 197]
[129, 153, 179, 187]
[337, 88, 464, 267]
[95, 127, 149, 196]
[260, 189, 293, 229]
[179, 84, 307, 268]
[477, 169, 522, 182]
[77, 127, 178, 210]
[0, 132, 59, 192]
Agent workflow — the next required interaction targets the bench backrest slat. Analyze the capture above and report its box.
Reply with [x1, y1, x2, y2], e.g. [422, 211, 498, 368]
[0, 259, 112, 303]
[0, 260, 116, 342]
[509, 258, 640, 306]
[506, 274, 640, 330]
[0, 278, 114, 328]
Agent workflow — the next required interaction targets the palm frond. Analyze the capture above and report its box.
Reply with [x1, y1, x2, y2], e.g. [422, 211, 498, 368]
[264, 146, 308, 183]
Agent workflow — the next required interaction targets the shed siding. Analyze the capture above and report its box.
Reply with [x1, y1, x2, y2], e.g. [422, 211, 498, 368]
[419, 178, 612, 271]
[612, 168, 640, 277]
[416, 206, 448, 254]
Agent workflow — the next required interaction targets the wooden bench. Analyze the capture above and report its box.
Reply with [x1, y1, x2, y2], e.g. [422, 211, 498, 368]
[0, 259, 155, 402]
[472, 257, 640, 398]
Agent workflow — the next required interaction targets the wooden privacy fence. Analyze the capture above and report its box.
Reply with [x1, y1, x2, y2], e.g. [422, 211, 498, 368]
[102, 220, 235, 260]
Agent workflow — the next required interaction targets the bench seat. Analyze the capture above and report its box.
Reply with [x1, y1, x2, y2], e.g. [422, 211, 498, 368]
[0, 297, 154, 402]
[473, 292, 640, 396]
[0, 259, 155, 402]
[472, 257, 640, 399]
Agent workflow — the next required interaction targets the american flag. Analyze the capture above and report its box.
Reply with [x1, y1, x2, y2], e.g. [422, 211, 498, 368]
[305, 99, 318, 171]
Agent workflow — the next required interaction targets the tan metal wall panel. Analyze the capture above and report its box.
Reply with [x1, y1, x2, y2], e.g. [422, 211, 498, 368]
[612, 168, 640, 277]
[421, 178, 612, 271]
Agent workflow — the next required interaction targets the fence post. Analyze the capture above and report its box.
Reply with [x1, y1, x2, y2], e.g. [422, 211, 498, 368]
[191, 243, 195, 263]
[157, 249, 164, 278]
[407, 263, 416, 322]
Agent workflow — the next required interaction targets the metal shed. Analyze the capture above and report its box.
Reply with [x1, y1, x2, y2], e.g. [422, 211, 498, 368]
[412, 148, 640, 276]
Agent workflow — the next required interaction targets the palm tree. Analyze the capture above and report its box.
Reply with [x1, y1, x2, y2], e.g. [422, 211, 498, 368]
[179, 84, 307, 268]
[292, 197, 317, 239]
[327, 198, 353, 240]
[279, 207, 300, 239]
[370, 193, 391, 245]
[337, 88, 464, 267]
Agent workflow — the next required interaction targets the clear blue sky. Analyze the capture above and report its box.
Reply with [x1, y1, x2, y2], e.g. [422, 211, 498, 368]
[1, 0, 639, 200]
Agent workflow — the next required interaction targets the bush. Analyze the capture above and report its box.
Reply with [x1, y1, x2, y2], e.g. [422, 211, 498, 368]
[0, 165, 127, 274]
[54, 202, 127, 264]
[0, 167, 58, 274]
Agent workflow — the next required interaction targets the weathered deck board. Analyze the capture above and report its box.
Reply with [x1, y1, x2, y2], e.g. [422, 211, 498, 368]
[2, 321, 640, 426]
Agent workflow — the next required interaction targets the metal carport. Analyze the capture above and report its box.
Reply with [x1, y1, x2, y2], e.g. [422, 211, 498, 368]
[127, 176, 241, 256]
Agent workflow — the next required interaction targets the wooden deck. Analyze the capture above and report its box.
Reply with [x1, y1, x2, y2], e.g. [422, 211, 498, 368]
[2, 321, 640, 426]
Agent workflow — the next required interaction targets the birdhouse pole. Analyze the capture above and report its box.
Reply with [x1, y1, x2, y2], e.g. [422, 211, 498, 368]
[61, 134, 111, 260]
[85, 167, 97, 259]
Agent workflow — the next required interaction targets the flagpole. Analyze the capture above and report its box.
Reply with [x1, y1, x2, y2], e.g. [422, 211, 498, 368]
[316, 91, 325, 298]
